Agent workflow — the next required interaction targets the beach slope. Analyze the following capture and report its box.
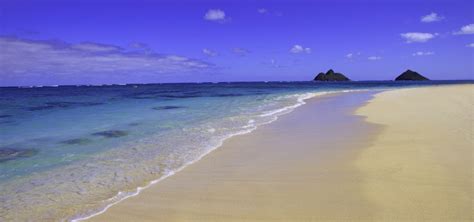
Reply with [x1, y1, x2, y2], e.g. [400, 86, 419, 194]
[355, 85, 473, 221]
[89, 84, 473, 221]
[88, 92, 379, 221]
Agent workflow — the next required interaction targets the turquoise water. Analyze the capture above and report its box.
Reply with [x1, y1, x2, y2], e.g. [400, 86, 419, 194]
[0, 81, 470, 221]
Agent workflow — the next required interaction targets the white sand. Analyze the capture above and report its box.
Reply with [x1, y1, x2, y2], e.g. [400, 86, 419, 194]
[355, 84, 473, 221]
[89, 85, 473, 221]
[89, 92, 378, 221]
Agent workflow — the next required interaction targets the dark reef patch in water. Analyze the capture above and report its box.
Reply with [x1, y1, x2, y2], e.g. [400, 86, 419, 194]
[27, 105, 58, 111]
[213, 93, 244, 97]
[60, 138, 92, 145]
[26, 102, 104, 111]
[0, 114, 12, 118]
[0, 120, 15, 125]
[92, 130, 129, 138]
[0, 147, 38, 163]
[152, 106, 184, 110]
[159, 94, 201, 99]
[124, 90, 189, 100]
[122, 88, 266, 100]
[76, 102, 104, 106]
[130, 95, 160, 99]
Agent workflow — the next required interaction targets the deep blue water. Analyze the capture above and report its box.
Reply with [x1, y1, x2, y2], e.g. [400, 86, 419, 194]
[0, 80, 471, 221]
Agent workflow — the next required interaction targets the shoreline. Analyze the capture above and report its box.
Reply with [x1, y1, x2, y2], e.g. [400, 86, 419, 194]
[88, 90, 380, 221]
[84, 84, 472, 221]
[72, 90, 356, 221]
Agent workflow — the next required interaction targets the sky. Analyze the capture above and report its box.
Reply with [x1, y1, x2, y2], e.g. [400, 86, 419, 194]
[0, 0, 473, 86]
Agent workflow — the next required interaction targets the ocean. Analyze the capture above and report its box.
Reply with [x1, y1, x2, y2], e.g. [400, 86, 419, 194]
[0, 81, 470, 221]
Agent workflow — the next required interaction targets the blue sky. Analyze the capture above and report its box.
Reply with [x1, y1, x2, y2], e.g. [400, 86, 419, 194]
[0, 0, 473, 86]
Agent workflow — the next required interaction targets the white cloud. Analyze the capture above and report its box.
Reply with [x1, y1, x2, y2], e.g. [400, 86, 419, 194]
[346, 52, 361, 59]
[290, 44, 311, 54]
[257, 8, 268, 14]
[202, 48, 217, 57]
[454, 24, 474, 35]
[368, 56, 382, 60]
[421, 12, 444, 23]
[71, 42, 121, 52]
[400, 32, 437, 43]
[466, 43, 474, 48]
[204, 9, 226, 22]
[232, 47, 250, 56]
[412, 51, 434, 56]
[0, 37, 211, 85]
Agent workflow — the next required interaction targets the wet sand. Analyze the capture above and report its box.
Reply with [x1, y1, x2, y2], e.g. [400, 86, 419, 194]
[89, 85, 473, 221]
[89, 91, 380, 221]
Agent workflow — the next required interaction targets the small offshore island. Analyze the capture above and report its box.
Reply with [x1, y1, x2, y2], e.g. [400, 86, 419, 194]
[313, 69, 350, 81]
[1, 0, 473, 221]
[395, 69, 430, 81]
[313, 69, 430, 81]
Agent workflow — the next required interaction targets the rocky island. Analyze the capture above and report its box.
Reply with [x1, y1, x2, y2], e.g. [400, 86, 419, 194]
[395, 69, 429, 81]
[313, 69, 350, 81]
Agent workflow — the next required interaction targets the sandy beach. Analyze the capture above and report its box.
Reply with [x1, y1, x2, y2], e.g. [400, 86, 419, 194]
[89, 85, 473, 221]
[355, 85, 473, 221]
[3, 1, 474, 221]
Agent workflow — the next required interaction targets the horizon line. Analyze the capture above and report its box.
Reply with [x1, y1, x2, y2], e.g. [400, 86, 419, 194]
[1, 79, 473, 88]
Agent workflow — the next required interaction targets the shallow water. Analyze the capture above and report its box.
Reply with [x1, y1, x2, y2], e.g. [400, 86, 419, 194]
[0, 81, 470, 221]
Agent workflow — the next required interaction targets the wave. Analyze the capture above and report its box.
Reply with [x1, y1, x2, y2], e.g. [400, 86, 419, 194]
[70, 90, 353, 221]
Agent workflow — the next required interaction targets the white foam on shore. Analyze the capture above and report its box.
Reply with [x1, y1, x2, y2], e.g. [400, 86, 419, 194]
[70, 89, 360, 222]
[259, 92, 323, 117]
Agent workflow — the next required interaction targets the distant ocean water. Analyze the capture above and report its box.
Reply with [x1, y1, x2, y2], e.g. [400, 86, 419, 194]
[0, 81, 470, 221]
